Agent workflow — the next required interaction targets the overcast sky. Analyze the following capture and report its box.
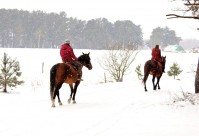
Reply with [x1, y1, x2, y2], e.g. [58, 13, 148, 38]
[0, 0, 199, 40]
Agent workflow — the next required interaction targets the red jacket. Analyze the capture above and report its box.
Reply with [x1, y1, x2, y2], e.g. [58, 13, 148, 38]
[60, 43, 78, 62]
[151, 48, 162, 62]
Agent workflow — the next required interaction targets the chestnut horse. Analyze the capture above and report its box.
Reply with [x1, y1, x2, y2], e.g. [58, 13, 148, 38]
[143, 56, 166, 92]
[50, 52, 92, 107]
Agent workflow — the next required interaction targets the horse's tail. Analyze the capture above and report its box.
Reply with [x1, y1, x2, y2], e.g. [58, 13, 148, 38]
[50, 63, 59, 100]
[143, 60, 151, 84]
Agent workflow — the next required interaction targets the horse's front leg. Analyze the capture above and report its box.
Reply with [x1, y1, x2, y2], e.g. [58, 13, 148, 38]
[156, 77, 161, 90]
[72, 81, 80, 104]
[68, 84, 73, 104]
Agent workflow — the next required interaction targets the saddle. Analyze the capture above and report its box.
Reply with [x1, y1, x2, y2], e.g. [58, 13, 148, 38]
[150, 60, 162, 74]
[65, 60, 83, 81]
[70, 61, 79, 71]
[65, 60, 81, 71]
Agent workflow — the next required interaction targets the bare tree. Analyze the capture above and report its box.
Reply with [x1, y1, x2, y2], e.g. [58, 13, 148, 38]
[99, 42, 138, 82]
[166, 0, 199, 93]
[166, 0, 199, 20]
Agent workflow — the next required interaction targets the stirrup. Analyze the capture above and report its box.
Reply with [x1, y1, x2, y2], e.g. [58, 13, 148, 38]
[77, 78, 83, 81]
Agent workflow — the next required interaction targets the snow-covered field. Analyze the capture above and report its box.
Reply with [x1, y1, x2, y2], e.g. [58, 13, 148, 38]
[0, 48, 199, 136]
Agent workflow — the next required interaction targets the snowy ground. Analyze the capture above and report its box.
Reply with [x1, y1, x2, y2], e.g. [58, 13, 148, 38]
[0, 48, 199, 136]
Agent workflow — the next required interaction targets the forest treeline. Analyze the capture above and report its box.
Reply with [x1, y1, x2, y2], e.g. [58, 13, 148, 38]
[0, 9, 144, 49]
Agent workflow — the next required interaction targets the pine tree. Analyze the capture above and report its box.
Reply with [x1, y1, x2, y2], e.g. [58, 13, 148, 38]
[0, 53, 24, 93]
[135, 64, 143, 80]
[167, 62, 182, 79]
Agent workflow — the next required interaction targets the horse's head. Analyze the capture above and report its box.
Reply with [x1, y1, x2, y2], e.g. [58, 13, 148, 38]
[162, 56, 166, 72]
[78, 52, 92, 70]
[162, 56, 166, 63]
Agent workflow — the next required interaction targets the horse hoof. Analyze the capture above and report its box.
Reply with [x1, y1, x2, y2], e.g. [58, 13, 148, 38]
[68, 99, 71, 104]
[72, 100, 76, 104]
[59, 102, 63, 106]
[51, 104, 55, 108]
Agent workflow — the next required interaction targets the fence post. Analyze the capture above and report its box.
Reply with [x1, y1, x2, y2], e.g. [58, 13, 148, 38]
[42, 62, 44, 74]
[104, 73, 107, 83]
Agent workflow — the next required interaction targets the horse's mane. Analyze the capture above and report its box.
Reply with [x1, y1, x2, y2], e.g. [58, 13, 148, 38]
[78, 53, 90, 62]
[78, 54, 85, 62]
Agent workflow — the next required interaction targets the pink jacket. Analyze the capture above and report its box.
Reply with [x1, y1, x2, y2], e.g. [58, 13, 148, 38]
[60, 43, 78, 62]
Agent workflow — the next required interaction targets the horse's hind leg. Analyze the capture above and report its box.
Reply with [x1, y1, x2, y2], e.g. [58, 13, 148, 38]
[52, 91, 56, 107]
[68, 84, 73, 104]
[52, 83, 62, 107]
[144, 82, 147, 92]
[143, 75, 147, 92]
[57, 90, 63, 106]
[152, 75, 156, 90]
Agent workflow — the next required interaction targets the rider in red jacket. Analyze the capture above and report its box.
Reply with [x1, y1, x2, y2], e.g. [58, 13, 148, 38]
[151, 44, 165, 73]
[151, 44, 162, 63]
[60, 40, 78, 63]
[60, 40, 83, 81]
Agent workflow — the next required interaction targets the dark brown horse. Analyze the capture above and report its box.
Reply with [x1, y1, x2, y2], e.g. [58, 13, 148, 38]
[50, 52, 92, 107]
[143, 56, 166, 92]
